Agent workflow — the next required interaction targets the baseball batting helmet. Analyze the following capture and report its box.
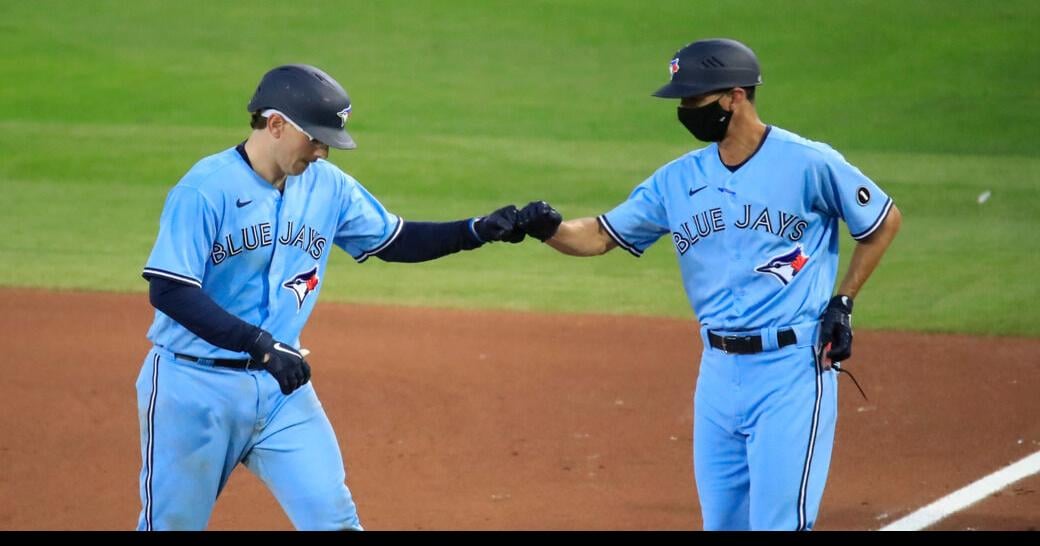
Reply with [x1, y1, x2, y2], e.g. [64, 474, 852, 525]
[652, 38, 762, 99]
[247, 64, 357, 149]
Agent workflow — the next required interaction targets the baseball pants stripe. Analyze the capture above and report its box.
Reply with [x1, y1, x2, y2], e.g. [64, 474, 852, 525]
[144, 353, 160, 531]
[796, 349, 825, 531]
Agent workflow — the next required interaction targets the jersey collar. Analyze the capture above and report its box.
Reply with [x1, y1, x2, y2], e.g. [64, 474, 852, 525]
[718, 125, 772, 173]
[235, 142, 253, 169]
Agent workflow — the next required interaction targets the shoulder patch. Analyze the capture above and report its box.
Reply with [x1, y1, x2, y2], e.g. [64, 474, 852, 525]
[856, 187, 871, 206]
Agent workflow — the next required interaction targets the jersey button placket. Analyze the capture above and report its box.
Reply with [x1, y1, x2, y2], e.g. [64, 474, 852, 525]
[263, 189, 285, 326]
[719, 180, 742, 295]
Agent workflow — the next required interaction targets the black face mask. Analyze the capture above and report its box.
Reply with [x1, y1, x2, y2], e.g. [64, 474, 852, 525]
[677, 98, 733, 142]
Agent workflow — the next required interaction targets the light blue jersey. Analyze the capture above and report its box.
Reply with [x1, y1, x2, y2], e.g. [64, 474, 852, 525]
[599, 126, 894, 530]
[143, 146, 401, 357]
[601, 126, 891, 331]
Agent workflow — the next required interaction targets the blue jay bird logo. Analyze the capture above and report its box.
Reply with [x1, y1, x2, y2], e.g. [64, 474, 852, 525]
[283, 266, 320, 310]
[337, 105, 352, 127]
[755, 246, 809, 286]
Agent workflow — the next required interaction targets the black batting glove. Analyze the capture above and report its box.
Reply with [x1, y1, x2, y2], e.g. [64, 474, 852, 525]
[474, 205, 525, 243]
[517, 201, 563, 242]
[819, 295, 854, 363]
[247, 330, 311, 395]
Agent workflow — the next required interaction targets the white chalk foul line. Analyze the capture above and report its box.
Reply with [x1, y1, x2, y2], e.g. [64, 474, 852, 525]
[879, 449, 1040, 531]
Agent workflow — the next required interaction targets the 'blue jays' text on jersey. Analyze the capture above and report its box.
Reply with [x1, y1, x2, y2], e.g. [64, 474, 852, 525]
[143, 146, 401, 358]
[600, 126, 892, 331]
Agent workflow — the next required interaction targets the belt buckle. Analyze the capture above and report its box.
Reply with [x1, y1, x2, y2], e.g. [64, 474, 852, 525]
[720, 335, 739, 354]
[244, 358, 260, 371]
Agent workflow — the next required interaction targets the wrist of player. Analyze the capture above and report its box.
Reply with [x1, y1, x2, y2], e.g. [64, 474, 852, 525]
[820, 295, 854, 334]
[468, 217, 488, 244]
[830, 294, 853, 314]
[247, 329, 275, 364]
[517, 201, 563, 242]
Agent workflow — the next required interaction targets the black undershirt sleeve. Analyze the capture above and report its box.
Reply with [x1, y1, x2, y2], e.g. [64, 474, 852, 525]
[147, 275, 262, 352]
[374, 219, 485, 263]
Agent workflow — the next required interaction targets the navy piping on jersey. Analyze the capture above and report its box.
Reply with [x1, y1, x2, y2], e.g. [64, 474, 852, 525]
[597, 215, 642, 257]
[719, 125, 772, 173]
[850, 197, 894, 240]
[796, 348, 826, 531]
[142, 267, 203, 288]
[355, 216, 405, 263]
[235, 142, 252, 168]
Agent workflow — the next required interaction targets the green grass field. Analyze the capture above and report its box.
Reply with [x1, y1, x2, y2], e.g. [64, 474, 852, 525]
[1, 0, 1038, 336]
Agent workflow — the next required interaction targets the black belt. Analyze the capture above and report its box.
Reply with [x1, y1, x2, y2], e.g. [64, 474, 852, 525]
[174, 353, 259, 370]
[707, 328, 797, 354]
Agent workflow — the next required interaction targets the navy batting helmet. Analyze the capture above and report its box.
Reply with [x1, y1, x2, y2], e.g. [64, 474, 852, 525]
[652, 38, 762, 99]
[247, 64, 356, 149]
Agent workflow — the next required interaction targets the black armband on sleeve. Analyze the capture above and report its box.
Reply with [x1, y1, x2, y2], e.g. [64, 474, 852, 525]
[374, 219, 484, 263]
[147, 276, 262, 352]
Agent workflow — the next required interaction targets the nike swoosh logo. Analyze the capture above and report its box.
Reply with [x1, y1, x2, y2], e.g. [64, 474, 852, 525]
[273, 342, 301, 357]
[236, 198, 253, 208]
[688, 185, 708, 197]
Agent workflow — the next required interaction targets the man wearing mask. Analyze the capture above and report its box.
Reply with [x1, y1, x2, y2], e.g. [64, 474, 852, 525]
[515, 38, 902, 530]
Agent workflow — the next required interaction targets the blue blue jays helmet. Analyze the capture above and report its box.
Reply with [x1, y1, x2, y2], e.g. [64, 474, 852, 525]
[247, 64, 356, 149]
[653, 38, 762, 99]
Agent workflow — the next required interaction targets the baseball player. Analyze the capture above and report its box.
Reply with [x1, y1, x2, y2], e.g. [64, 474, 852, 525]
[516, 38, 902, 530]
[136, 64, 536, 531]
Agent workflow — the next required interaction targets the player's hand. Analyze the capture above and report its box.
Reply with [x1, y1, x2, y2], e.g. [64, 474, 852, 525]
[517, 201, 563, 242]
[474, 205, 525, 243]
[819, 295, 853, 367]
[248, 330, 312, 395]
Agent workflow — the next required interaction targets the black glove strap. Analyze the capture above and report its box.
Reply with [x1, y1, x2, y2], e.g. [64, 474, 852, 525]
[831, 294, 854, 316]
[247, 329, 275, 364]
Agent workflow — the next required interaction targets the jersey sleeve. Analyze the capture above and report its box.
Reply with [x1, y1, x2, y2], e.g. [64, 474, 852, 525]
[598, 173, 670, 257]
[142, 186, 219, 287]
[815, 148, 894, 240]
[333, 175, 403, 262]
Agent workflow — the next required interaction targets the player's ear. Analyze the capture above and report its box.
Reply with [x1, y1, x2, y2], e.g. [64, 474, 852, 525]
[267, 114, 286, 138]
[727, 87, 745, 106]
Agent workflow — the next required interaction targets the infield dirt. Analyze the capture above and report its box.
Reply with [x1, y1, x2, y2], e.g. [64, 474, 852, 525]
[1, 288, 1037, 530]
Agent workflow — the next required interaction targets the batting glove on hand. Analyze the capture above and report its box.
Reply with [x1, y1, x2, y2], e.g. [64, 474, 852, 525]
[517, 200, 563, 242]
[474, 205, 526, 243]
[248, 330, 311, 395]
[819, 295, 853, 364]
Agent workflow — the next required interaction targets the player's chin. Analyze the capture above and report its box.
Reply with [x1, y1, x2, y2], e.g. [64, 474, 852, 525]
[289, 161, 311, 175]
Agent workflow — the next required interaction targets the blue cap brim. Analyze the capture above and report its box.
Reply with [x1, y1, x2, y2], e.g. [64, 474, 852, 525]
[309, 125, 357, 150]
[652, 80, 717, 99]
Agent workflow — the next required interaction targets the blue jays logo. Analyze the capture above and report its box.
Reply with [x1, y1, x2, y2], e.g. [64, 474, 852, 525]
[669, 58, 680, 78]
[337, 105, 352, 127]
[283, 266, 320, 310]
[755, 246, 809, 286]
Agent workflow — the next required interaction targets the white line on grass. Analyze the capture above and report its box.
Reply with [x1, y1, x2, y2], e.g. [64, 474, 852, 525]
[880, 450, 1040, 531]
